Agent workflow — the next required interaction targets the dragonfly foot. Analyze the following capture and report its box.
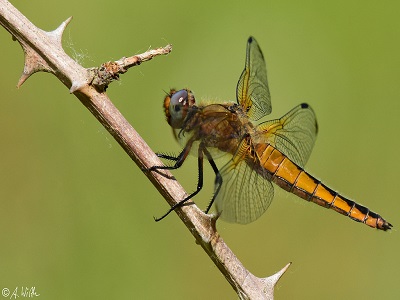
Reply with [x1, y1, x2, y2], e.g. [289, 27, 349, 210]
[154, 200, 195, 222]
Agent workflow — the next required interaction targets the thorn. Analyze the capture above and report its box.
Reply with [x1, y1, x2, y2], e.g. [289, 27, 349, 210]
[260, 262, 292, 289]
[16, 73, 30, 89]
[17, 47, 53, 88]
[47, 16, 73, 46]
[209, 211, 221, 230]
[16, 17, 73, 88]
[69, 80, 86, 93]
[207, 212, 221, 236]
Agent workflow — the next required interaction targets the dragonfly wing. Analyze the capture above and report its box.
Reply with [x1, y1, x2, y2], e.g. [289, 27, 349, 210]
[236, 37, 272, 121]
[215, 140, 274, 224]
[255, 103, 318, 168]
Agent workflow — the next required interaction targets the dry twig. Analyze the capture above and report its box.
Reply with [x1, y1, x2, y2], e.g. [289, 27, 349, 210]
[88, 44, 173, 92]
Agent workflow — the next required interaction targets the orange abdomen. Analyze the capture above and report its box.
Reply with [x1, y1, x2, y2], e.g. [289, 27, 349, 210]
[256, 144, 392, 230]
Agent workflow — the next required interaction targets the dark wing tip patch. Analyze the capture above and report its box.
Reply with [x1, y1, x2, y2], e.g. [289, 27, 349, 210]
[300, 103, 309, 109]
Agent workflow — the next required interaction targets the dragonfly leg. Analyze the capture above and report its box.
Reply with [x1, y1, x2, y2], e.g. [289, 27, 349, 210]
[150, 145, 192, 172]
[154, 145, 205, 222]
[203, 148, 222, 215]
[155, 153, 179, 161]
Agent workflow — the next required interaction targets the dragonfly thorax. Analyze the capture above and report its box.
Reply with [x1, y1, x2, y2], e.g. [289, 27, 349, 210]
[182, 102, 254, 156]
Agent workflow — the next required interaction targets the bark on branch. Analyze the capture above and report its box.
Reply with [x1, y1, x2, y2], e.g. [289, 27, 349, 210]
[0, 1, 290, 298]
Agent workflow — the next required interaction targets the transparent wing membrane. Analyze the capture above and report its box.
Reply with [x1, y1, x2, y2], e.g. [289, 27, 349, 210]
[215, 140, 274, 224]
[236, 37, 271, 121]
[255, 103, 318, 168]
[214, 103, 317, 223]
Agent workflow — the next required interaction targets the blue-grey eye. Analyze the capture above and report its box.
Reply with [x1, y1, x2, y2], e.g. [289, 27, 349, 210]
[169, 89, 188, 125]
[170, 90, 188, 109]
[164, 89, 192, 129]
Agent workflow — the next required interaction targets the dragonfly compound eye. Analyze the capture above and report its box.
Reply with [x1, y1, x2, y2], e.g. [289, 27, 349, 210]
[164, 89, 193, 129]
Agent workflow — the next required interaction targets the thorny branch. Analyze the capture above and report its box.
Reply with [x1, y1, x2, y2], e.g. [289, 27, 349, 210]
[0, 0, 290, 298]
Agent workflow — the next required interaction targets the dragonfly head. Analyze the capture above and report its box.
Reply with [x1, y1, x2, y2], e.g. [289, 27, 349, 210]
[164, 89, 196, 128]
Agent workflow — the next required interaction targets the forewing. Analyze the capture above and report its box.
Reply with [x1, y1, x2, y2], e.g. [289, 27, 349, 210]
[255, 103, 318, 168]
[214, 140, 274, 224]
[236, 36, 271, 121]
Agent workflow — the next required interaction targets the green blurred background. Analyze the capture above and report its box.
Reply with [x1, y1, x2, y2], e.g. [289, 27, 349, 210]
[1, 0, 399, 299]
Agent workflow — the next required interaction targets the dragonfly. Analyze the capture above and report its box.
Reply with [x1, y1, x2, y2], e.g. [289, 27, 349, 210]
[151, 36, 392, 231]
